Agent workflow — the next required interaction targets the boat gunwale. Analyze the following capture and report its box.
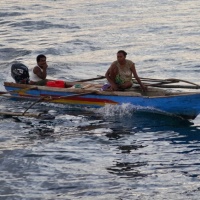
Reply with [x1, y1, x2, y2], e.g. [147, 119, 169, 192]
[4, 82, 142, 97]
[4, 82, 200, 98]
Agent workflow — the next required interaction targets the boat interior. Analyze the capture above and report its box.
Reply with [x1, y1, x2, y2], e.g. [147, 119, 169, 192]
[4, 81, 192, 98]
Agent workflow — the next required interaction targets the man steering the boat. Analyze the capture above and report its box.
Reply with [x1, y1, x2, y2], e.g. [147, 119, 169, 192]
[29, 54, 48, 86]
[105, 50, 147, 91]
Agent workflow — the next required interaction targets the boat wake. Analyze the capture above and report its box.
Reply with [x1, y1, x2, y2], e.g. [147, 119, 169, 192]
[39, 102, 185, 120]
[93, 103, 184, 119]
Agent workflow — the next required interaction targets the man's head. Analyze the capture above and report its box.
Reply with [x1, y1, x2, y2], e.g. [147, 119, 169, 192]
[117, 50, 127, 63]
[36, 54, 47, 67]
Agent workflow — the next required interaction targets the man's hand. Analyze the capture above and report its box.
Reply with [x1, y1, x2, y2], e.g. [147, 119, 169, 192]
[141, 84, 147, 92]
[41, 63, 48, 69]
[111, 83, 119, 91]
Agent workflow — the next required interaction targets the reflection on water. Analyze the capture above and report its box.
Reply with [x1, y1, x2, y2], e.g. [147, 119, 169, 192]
[1, 0, 200, 198]
[107, 161, 147, 178]
[1, 103, 200, 199]
[118, 144, 145, 153]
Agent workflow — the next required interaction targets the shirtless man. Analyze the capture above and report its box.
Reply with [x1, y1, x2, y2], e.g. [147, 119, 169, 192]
[30, 54, 48, 85]
[105, 50, 146, 91]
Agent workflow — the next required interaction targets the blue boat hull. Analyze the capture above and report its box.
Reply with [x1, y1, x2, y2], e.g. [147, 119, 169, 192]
[4, 82, 200, 119]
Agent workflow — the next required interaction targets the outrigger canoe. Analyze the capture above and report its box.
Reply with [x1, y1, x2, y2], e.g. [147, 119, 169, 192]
[3, 81, 200, 120]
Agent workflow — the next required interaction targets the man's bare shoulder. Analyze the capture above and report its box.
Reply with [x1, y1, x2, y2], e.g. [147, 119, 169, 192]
[107, 63, 116, 71]
[126, 59, 134, 65]
[33, 66, 41, 73]
[111, 60, 118, 65]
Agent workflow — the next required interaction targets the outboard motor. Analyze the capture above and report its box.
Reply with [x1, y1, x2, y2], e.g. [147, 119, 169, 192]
[11, 63, 30, 84]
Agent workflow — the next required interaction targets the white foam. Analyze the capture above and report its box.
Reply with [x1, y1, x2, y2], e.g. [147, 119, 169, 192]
[93, 103, 142, 117]
[86, 128, 113, 136]
[93, 103, 174, 118]
[92, 128, 113, 134]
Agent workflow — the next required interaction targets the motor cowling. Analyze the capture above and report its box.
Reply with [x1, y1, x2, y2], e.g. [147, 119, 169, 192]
[11, 63, 30, 84]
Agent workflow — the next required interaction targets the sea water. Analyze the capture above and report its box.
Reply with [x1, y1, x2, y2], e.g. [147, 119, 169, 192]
[1, 0, 200, 199]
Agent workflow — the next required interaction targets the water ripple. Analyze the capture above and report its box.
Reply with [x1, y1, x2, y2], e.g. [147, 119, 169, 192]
[1, 0, 200, 199]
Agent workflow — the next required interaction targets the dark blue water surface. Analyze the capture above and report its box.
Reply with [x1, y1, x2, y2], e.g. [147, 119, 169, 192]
[1, 0, 200, 199]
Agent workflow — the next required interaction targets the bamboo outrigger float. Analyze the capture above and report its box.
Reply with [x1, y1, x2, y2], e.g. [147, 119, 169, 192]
[3, 79, 200, 120]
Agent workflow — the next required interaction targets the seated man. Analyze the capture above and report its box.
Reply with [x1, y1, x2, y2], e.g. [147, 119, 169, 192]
[105, 50, 147, 91]
[29, 54, 48, 86]
[29, 54, 72, 88]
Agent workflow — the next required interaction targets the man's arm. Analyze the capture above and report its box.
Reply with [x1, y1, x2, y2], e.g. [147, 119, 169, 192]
[130, 64, 147, 92]
[105, 64, 118, 90]
[33, 65, 47, 80]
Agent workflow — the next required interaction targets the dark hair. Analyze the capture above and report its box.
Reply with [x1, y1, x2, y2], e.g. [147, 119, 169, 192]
[117, 50, 127, 57]
[36, 54, 46, 63]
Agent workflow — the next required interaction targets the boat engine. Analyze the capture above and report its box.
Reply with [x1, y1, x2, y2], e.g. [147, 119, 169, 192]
[11, 63, 30, 84]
